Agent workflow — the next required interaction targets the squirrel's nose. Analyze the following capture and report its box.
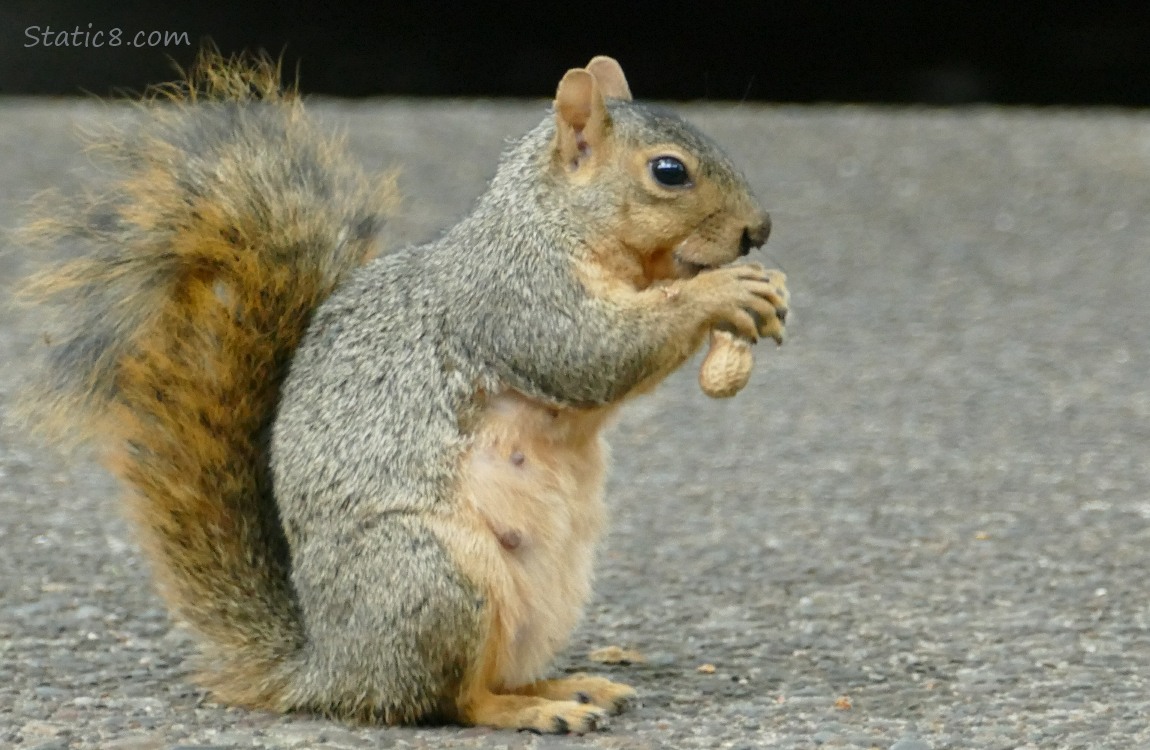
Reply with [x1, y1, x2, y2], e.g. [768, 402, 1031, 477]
[739, 212, 771, 256]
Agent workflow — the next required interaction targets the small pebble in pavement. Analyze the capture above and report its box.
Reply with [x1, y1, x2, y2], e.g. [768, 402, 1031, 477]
[890, 739, 932, 750]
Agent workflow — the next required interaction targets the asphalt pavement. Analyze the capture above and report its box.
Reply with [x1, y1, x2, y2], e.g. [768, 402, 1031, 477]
[2, 98, 1148, 749]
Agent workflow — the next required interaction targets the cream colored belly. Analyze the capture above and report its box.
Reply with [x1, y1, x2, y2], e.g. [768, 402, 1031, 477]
[456, 391, 612, 687]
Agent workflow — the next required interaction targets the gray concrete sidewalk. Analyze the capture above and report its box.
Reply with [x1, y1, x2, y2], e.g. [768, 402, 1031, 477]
[2, 99, 1148, 749]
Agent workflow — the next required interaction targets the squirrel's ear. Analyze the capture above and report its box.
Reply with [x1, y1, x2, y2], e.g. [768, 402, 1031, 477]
[586, 56, 633, 101]
[554, 68, 611, 170]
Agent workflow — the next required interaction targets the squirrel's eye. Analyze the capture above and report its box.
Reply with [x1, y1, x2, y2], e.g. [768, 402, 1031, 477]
[649, 156, 691, 187]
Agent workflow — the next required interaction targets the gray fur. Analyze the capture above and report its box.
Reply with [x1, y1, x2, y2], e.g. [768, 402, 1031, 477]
[271, 99, 759, 711]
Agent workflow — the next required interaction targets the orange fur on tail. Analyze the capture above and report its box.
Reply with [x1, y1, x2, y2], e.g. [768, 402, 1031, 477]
[16, 49, 398, 706]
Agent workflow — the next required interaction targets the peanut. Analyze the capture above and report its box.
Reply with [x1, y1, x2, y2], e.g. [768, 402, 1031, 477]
[699, 329, 753, 398]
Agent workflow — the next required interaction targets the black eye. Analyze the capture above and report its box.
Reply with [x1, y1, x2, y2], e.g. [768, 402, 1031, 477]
[650, 156, 691, 187]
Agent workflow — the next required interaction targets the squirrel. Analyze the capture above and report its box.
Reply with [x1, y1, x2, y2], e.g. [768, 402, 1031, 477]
[15, 49, 789, 733]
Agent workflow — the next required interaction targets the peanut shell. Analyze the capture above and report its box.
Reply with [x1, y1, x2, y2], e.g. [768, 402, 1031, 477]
[699, 329, 754, 398]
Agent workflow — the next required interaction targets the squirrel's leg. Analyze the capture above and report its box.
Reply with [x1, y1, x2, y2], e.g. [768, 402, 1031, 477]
[510, 674, 636, 715]
[455, 610, 609, 733]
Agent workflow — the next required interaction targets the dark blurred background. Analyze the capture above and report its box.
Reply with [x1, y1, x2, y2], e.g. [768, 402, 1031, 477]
[2, 1, 1149, 105]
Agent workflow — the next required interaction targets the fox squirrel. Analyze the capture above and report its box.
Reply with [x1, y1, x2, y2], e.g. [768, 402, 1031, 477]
[16, 50, 789, 733]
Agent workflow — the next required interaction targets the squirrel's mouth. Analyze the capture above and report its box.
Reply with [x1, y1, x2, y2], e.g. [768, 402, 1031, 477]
[673, 254, 717, 278]
[672, 237, 741, 279]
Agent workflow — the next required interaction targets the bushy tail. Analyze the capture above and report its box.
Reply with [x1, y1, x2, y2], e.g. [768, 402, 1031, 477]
[15, 49, 398, 707]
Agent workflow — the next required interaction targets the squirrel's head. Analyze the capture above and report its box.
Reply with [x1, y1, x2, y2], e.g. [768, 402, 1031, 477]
[549, 56, 770, 283]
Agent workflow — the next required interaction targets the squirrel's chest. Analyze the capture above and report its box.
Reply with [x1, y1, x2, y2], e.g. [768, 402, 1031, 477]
[456, 392, 615, 687]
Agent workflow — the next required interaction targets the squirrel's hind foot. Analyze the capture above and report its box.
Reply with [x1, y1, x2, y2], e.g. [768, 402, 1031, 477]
[514, 674, 637, 715]
[460, 690, 609, 734]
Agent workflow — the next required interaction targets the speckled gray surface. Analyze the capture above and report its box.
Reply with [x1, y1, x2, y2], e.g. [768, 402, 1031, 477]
[2, 99, 1149, 750]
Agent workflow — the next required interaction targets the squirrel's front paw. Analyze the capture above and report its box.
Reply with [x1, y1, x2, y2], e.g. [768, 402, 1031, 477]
[691, 264, 789, 344]
[754, 268, 789, 343]
[694, 267, 788, 398]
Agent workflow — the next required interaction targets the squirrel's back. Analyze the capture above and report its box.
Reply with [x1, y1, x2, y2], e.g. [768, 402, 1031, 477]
[16, 50, 398, 707]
